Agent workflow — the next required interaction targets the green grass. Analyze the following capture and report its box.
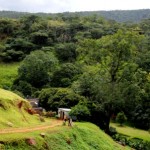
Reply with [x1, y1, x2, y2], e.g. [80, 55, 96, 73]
[0, 89, 131, 149]
[110, 122, 150, 141]
[0, 63, 19, 89]
[0, 88, 43, 128]
[1, 122, 130, 150]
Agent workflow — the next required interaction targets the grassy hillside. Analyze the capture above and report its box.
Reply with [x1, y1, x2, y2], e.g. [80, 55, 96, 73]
[0, 89, 130, 149]
[0, 63, 19, 89]
[1, 122, 130, 150]
[110, 122, 150, 141]
[0, 88, 41, 128]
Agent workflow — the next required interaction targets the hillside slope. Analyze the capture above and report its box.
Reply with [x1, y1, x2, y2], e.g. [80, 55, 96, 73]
[0, 89, 130, 150]
[1, 122, 130, 150]
[0, 63, 19, 89]
[0, 88, 40, 128]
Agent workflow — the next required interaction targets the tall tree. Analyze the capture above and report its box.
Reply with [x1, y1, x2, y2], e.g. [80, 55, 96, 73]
[77, 30, 146, 132]
[15, 51, 58, 89]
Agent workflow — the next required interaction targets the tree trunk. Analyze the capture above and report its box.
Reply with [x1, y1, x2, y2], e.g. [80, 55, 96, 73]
[104, 115, 111, 134]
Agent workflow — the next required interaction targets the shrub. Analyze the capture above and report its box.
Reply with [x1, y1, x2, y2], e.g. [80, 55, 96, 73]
[39, 88, 86, 111]
[116, 111, 127, 126]
[12, 80, 33, 96]
[69, 103, 91, 121]
[112, 133, 150, 150]
[109, 126, 117, 136]
[1, 50, 24, 62]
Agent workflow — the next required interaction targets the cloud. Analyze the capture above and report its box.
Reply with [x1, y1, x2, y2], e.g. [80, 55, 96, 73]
[0, 0, 149, 13]
[69, 0, 150, 11]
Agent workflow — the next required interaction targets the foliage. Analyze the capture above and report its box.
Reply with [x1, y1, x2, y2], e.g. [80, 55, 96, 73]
[30, 31, 48, 45]
[116, 112, 127, 126]
[12, 80, 33, 96]
[0, 12, 150, 131]
[6, 38, 35, 53]
[0, 18, 18, 35]
[51, 63, 82, 87]
[1, 49, 24, 62]
[15, 51, 58, 90]
[69, 103, 91, 121]
[38, 88, 86, 111]
[112, 134, 150, 150]
[75, 30, 147, 132]
[55, 43, 77, 62]
[0, 10, 150, 22]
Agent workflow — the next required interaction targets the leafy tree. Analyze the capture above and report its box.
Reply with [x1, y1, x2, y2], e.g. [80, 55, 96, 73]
[51, 63, 82, 87]
[0, 18, 18, 35]
[12, 80, 33, 96]
[116, 112, 127, 126]
[1, 49, 24, 62]
[20, 15, 40, 33]
[77, 39, 102, 65]
[76, 30, 146, 132]
[0, 44, 5, 52]
[38, 88, 85, 111]
[6, 38, 35, 53]
[69, 103, 91, 121]
[15, 51, 58, 90]
[55, 43, 77, 62]
[30, 32, 48, 45]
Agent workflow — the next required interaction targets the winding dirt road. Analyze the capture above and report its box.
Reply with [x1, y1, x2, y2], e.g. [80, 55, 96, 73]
[0, 120, 63, 134]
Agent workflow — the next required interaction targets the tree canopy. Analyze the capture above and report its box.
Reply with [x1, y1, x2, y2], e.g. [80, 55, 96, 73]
[0, 13, 149, 131]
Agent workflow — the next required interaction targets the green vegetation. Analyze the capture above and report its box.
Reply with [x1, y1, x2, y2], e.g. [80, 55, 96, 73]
[12, 51, 58, 96]
[0, 89, 130, 150]
[111, 123, 150, 141]
[0, 88, 41, 128]
[0, 63, 19, 89]
[0, 10, 149, 150]
[69, 103, 91, 121]
[116, 112, 127, 126]
[39, 88, 85, 111]
[1, 123, 130, 150]
[0, 9, 150, 22]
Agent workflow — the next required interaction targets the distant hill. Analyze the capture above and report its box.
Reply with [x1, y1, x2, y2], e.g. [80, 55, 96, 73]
[0, 9, 150, 22]
[77, 9, 150, 22]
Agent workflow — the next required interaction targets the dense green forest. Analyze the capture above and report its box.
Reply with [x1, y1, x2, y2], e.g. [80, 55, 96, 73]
[0, 9, 150, 22]
[0, 12, 150, 135]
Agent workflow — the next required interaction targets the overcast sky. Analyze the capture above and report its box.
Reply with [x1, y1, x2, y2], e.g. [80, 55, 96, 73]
[0, 0, 150, 13]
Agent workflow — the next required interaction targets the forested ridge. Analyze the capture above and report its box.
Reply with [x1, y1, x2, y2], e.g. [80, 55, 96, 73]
[0, 12, 150, 137]
[0, 9, 150, 22]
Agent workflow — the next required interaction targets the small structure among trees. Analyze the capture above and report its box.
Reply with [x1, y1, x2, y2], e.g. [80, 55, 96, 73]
[27, 98, 44, 115]
[58, 108, 71, 120]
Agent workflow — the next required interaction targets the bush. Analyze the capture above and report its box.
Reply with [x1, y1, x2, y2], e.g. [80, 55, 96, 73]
[69, 103, 91, 121]
[112, 134, 128, 146]
[30, 32, 48, 45]
[109, 126, 117, 136]
[116, 111, 127, 126]
[1, 49, 24, 62]
[38, 88, 86, 111]
[51, 63, 82, 87]
[12, 80, 33, 96]
[16, 50, 58, 89]
[112, 133, 150, 150]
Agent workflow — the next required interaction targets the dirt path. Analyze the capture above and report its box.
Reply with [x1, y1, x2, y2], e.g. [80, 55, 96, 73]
[0, 120, 63, 134]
